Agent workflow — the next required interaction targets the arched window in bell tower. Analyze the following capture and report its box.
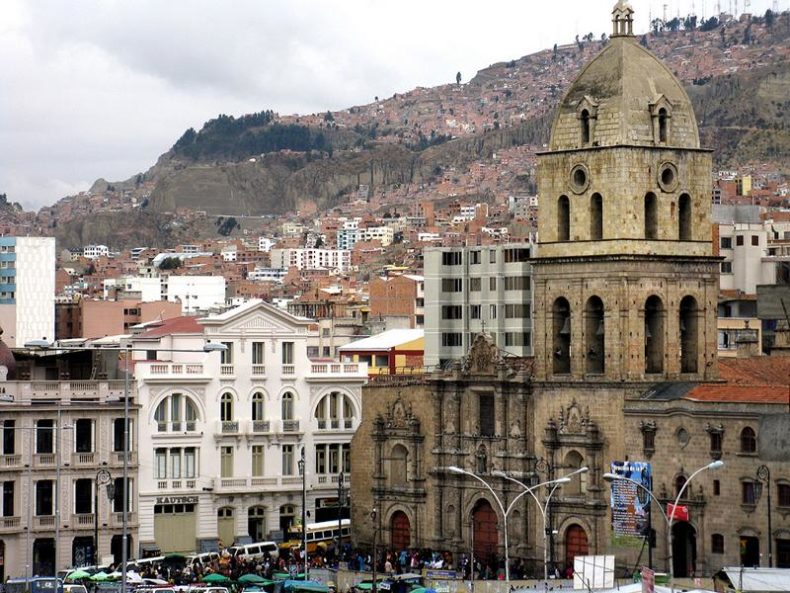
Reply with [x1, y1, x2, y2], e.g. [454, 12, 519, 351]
[645, 192, 658, 239]
[678, 193, 692, 240]
[552, 297, 571, 375]
[584, 296, 605, 375]
[680, 295, 699, 373]
[658, 108, 669, 143]
[590, 193, 603, 240]
[645, 296, 664, 374]
[581, 109, 591, 145]
[558, 195, 570, 241]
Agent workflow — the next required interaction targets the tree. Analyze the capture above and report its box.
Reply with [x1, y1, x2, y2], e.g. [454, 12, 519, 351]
[640, 34, 649, 47]
[159, 257, 182, 270]
[765, 9, 775, 28]
[684, 15, 697, 30]
[552, 43, 558, 61]
[456, 71, 462, 85]
[666, 17, 681, 32]
[324, 110, 334, 122]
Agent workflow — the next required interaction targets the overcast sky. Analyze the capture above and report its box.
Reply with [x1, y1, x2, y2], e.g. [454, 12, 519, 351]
[0, 0, 780, 211]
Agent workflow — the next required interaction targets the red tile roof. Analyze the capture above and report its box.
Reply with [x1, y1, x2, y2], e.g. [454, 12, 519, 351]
[135, 316, 204, 338]
[684, 357, 790, 404]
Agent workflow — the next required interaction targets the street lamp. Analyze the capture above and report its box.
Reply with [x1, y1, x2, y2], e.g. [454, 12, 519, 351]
[757, 465, 772, 567]
[603, 459, 723, 593]
[370, 508, 378, 593]
[24, 338, 227, 588]
[95, 468, 114, 565]
[492, 466, 588, 580]
[298, 446, 308, 580]
[447, 465, 578, 583]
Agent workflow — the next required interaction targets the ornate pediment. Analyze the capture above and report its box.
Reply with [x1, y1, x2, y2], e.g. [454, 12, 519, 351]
[556, 399, 591, 434]
[462, 333, 499, 376]
[226, 314, 291, 333]
[375, 391, 420, 432]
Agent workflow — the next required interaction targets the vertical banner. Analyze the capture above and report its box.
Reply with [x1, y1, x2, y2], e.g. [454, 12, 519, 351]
[641, 566, 655, 593]
[609, 461, 652, 538]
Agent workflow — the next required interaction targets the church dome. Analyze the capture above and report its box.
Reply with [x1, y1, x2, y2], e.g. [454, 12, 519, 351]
[548, 2, 700, 151]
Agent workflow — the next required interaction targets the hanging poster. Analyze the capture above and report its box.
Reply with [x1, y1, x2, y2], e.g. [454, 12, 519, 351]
[609, 460, 652, 537]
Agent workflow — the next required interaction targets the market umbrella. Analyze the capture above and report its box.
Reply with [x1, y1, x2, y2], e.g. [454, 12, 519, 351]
[90, 572, 110, 581]
[65, 570, 92, 581]
[238, 574, 269, 584]
[203, 573, 232, 583]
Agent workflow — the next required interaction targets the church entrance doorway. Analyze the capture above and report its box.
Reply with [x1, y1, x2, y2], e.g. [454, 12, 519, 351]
[391, 511, 410, 550]
[672, 522, 697, 577]
[565, 524, 589, 572]
[472, 499, 498, 565]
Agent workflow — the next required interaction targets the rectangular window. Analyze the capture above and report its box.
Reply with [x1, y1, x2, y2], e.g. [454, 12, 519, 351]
[282, 445, 294, 476]
[170, 448, 182, 479]
[112, 477, 130, 513]
[721, 237, 732, 249]
[307, 346, 319, 358]
[113, 418, 126, 453]
[752, 235, 759, 246]
[504, 247, 531, 262]
[479, 394, 495, 437]
[220, 446, 234, 478]
[315, 445, 327, 474]
[736, 235, 744, 246]
[742, 481, 756, 505]
[184, 448, 196, 479]
[490, 250, 497, 263]
[155, 449, 167, 479]
[470, 250, 481, 264]
[490, 304, 497, 319]
[36, 420, 54, 454]
[470, 305, 482, 319]
[469, 277, 481, 292]
[713, 479, 721, 496]
[504, 276, 531, 291]
[710, 432, 722, 454]
[75, 418, 92, 453]
[441, 278, 463, 292]
[441, 333, 463, 347]
[342, 443, 351, 473]
[2, 481, 13, 517]
[220, 342, 234, 365]
[375, 354, 388, 367]
[252, 445, 265, 477]
[489, 277, 497, 291]
[329, 444, 340, 473]
[505, 304, 530, 318]
[282, 342, 294, 364]
[442, 305, 463, 320]
[441, 252, 462, 266]
[2, 420, 14, 455]
[252, 341, 265, 365]
[505, 332, 531, 347]
[35, 480, 53, 516]
[779, 484, 790, 507]
[721, 261, 733, 273]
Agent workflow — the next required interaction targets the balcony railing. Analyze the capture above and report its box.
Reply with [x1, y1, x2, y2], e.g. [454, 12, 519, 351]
[110, 512, 137, 527]
[72, 452, 96, 465]
[219, 421, 239, 434]
[0, 454, 20, 468]
[252, 420, 271, 433]
[4, 380, 134, 404]
[282, 420, 300, 433]
[251, 365, 266, 376]
[282, 365, 295, 375]
[34, 515, 56, 528]
[0, 516, 20, 532]
[305, 362, 367, 381]
[34, 453, 56, 466]
[148, 363, 205, 376]
[73, 513, 95, 527]
[112, 451, 138, 464]
[220, 365, 235, 376]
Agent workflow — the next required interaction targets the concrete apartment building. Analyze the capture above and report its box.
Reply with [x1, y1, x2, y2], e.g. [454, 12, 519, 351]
[0, 236, 56, 348]
[132, 301, 367, 554]
[104, 275, 227, 315]
[55, 299, 184, 340]
[0, 343, 139, 577]
[423, 243, 535, 368]
[270, 248, 351, 274]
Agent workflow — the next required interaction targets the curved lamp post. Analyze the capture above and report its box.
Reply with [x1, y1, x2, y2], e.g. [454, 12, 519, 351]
[492, 466, 588, 580]
[447, 465, 579, 583]
[603, 460, 723, 593]
[24, 339, 226, 590]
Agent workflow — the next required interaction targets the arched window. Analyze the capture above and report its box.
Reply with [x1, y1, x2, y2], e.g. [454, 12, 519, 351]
[281, 392, 294, 420]
[678, 194, 692, 241]
[680, 295, 699, 373]
[658, 108, 669, 143]
[220, 393, 234, 422]
[645, 296, 665, 374]
[563, 451, 586, 496]
[315, 392, 356, 429]
[251, 392, 265, 421]
[581, 109, 591, 145]
[155, 393, 200, 432]
[390, 444, 408, 487]
[590, 193, 603, 240]
[248, 505, 266, 541]
[645, 193, 658, 239]
[585, 296, 605, 374]
[558, 196, 570, 242]
[553, 298, 571, 374]
[740, 427, 757, 453]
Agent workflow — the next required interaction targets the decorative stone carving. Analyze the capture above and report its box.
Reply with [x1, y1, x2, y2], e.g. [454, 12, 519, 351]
[462, 333, 499, 376]
[557, 399, 590, 434]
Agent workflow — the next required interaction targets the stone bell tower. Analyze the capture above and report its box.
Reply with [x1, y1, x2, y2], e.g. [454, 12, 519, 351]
[532, 0, 719, 383]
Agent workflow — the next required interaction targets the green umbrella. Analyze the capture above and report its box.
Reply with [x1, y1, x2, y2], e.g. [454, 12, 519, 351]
[238, 574, 269, 584]
[90, 572, 109, 581]
[66, 570, 92, 581]
[202, 573, 232, 583]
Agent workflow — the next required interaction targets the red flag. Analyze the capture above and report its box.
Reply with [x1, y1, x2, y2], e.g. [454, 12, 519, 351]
[667, 503, 689, 521]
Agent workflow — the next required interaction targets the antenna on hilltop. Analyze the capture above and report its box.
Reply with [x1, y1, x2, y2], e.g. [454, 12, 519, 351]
[744, 0, 750, 11]
[692, 0, 697, 16]
[663, 3, 668, 21]
[734, 0, 738, 15]
[772, 0, 778, 12]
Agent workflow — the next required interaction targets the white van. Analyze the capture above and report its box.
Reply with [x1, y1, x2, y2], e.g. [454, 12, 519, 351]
[227, 540, 279, 562]
[188, 551, 221, 567]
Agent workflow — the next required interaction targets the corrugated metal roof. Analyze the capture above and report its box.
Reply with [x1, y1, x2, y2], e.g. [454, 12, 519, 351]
[338, 329, 424, 351]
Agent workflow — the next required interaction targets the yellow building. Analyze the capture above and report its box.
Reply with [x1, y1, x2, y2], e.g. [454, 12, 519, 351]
[338, 329, 424, 376]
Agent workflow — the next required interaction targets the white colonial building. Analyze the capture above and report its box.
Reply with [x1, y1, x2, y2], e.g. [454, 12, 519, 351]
[132, 300, 366, 555]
